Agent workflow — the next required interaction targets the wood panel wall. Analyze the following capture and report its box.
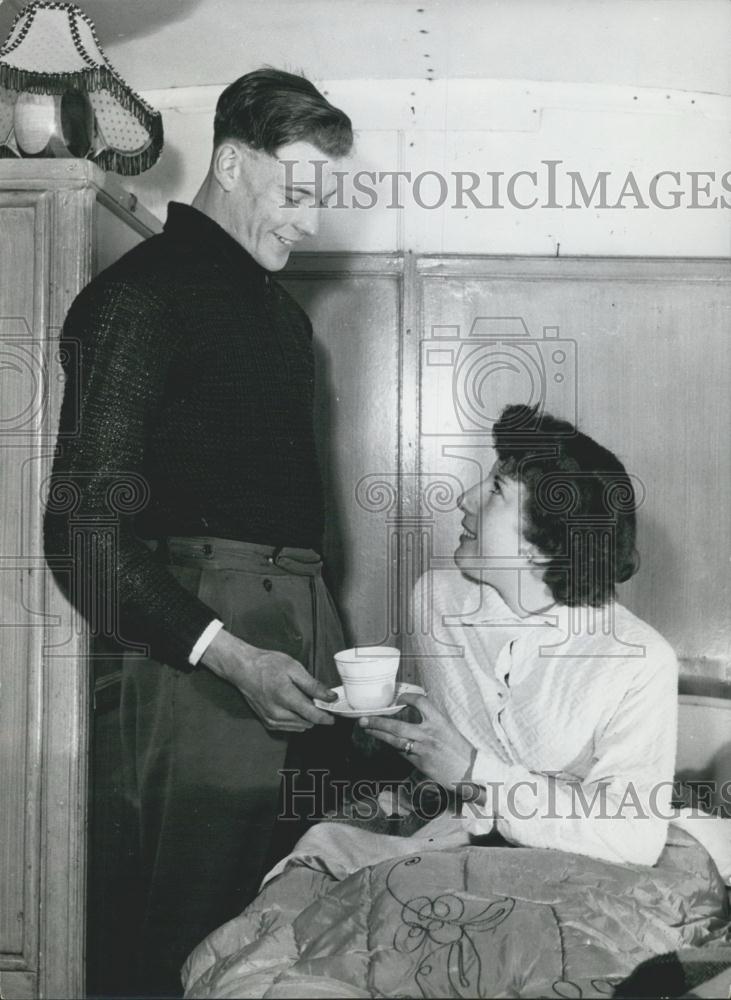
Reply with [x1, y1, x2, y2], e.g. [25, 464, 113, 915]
[282, 255, 404, 648]
[286, 253, 731, 688]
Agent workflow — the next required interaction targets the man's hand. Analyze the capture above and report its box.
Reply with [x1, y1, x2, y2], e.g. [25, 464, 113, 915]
[359, 692, 475, 789]
[201, 628, 337, 731]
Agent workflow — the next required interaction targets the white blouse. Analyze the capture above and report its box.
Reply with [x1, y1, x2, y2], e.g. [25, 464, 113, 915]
[411, 569, 678, 865]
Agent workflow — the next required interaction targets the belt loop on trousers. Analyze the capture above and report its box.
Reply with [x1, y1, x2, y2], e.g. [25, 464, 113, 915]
[268, 545, 283, 566]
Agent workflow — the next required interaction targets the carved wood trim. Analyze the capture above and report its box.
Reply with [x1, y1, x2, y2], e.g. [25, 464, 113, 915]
[416, 253, 731, 281]
[0, 969, 37, 999]
[0, 189, 49, 974]
[36, 183, 94, 1000]
[285, 251, 404, 276]
[0, 162, 160, 238]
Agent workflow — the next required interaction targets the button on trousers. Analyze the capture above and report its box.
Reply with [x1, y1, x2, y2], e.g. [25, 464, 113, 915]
[120, 537, 345, 996]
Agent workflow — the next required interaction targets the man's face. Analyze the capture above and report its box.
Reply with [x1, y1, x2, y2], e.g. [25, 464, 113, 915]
[223, 139, 343, 271]
[454, 462, 531, 586]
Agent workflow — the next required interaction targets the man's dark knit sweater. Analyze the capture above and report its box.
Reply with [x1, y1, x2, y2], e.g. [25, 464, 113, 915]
[44, 202, 324, 669]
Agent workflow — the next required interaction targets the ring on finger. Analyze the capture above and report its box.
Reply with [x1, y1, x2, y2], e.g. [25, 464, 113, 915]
[402, 738, 415, 755]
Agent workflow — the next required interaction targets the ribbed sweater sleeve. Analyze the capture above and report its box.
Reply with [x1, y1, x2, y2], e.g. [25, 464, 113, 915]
[44, 280, 217, 670]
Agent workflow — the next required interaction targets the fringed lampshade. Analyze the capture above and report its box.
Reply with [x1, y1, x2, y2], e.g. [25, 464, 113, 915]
[0, 1, 163, 174]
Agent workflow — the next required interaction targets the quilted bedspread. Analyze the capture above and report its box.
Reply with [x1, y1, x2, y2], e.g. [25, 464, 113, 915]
[183, 827, 729, 999]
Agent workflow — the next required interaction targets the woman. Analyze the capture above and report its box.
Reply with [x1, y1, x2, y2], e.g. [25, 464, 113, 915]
[183, 407, 729, 1000]
[363, 403, 677, 865]
[264, 402, 678, 878]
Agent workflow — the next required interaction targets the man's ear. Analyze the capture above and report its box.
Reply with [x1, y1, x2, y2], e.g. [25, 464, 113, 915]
[212, 141, 242, 192]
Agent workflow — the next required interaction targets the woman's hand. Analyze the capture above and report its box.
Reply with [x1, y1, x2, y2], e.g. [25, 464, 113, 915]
[359, 692, 475, 790]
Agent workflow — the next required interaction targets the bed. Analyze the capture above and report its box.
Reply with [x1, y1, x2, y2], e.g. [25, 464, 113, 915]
[182, 690, 731, 999]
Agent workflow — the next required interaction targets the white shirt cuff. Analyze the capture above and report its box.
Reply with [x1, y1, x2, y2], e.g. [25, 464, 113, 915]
[188, 619, 225, 666]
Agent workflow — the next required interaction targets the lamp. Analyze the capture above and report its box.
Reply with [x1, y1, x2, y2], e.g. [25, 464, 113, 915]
[0, 1, 163, 175]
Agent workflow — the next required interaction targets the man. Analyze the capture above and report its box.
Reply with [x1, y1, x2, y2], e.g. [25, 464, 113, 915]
[44, 69, 353, 995]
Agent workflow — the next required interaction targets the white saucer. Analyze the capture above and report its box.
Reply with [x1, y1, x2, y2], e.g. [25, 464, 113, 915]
[314, 682, 425, 717]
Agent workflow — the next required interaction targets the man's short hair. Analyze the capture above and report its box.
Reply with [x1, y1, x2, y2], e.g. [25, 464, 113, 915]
[493, 404, 638, 607]
[213, 68, 353, 157]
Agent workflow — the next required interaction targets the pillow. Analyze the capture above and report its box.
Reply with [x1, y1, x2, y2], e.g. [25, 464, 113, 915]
[670, 808, 731, 885]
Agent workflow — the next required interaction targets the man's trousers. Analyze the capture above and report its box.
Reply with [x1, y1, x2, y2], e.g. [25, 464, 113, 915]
[120, 536, 345, 996]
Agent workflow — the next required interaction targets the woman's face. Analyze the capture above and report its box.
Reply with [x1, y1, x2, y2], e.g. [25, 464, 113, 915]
[454, 462, 531, 586]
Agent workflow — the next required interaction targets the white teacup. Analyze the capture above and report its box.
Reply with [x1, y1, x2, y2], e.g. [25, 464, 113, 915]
[334, 645, 400, 711]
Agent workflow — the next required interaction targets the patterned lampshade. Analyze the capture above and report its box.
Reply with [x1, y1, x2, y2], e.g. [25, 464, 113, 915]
[0, 1, 163, 174]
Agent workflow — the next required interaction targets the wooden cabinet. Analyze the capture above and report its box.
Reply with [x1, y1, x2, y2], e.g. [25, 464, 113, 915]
[0, 161, 159, 999]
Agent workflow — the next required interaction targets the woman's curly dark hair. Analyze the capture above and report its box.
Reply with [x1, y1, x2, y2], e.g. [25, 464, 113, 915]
[493, 404, 639, 606]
